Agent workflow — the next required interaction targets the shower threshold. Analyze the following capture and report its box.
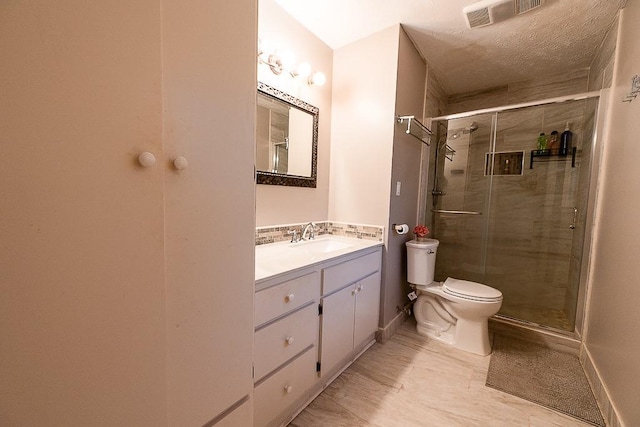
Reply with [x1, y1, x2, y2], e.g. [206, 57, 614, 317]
[490, 315, 581, 355]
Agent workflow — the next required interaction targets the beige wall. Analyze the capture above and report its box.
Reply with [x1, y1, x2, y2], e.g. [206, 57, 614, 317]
[585, 1, 640, 424]
[256, 0, 333, 226]
[328, 26, 399, 227]
[329, 26, 427, 327]
[384, 29, 428, 325]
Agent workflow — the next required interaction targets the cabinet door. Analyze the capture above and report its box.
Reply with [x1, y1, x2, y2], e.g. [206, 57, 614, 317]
[320, 286, 356, 376]
[162, 1, 256, 425]
[0, 4, 166, 426]
[353, 272, 381, 349]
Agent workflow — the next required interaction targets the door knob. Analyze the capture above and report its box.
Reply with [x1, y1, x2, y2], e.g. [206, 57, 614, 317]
[173, 156, 189, 171]
[138, 152, 156, 167]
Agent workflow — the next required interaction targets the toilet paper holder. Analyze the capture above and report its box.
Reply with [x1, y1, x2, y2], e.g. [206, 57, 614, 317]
[392, 224, 410, 235]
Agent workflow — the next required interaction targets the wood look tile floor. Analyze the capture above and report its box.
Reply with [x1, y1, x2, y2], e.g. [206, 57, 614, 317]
[289, 319, 591, 427]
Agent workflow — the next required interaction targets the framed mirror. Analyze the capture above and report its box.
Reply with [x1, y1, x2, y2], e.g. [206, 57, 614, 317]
[256, 81, 318, 187]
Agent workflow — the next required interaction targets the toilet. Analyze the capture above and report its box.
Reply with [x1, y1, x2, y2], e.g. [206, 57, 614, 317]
[406, 238, 503, 356]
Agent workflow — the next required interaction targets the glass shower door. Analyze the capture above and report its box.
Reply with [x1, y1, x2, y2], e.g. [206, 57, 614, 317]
[485, 100, 590, 331]
[430, 113, 495, 285]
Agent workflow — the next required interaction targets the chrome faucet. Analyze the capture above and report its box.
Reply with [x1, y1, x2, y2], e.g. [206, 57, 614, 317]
[301, 222, 316, 240]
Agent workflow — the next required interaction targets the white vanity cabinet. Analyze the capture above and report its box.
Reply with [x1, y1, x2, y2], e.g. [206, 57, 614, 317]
[254, 269, 321, 427]
[253, 243, 382, 427]
[319, 250, 382, 376]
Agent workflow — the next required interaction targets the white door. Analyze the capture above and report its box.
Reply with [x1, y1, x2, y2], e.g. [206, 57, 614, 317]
[353, 273, 382, 348]
[161, 1, 256, 426]
[320, 286, 356, 376]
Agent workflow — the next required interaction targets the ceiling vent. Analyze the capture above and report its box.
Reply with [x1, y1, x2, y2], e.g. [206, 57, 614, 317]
[515, 0, 543, 15]
[463, 0, 544, 28]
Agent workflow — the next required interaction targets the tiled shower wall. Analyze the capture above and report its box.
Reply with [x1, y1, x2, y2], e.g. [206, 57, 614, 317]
[255, 222, 384, 245]
[445, 69, 590, 115]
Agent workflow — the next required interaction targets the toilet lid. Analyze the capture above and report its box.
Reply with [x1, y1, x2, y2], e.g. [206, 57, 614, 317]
[443, 277, 502, 301]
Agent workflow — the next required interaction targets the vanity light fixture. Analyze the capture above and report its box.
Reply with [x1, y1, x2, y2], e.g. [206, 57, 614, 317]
[308, 71, 326, 87]
[258, 38, 325, 86]
[292, 62, 312, 79]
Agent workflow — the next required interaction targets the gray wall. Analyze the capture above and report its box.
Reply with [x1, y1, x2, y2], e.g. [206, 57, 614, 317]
[383, 28, 427, 326]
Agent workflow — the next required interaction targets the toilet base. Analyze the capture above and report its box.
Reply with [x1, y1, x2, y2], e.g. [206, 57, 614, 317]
[413, 292, 494, 356]
[416, 320, 455, 346]
[415, 317, 492, 356]
[453, 318, 492, 356]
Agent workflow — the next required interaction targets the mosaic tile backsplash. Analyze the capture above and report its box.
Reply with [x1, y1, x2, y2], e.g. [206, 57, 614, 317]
[255, 222, 384, 246]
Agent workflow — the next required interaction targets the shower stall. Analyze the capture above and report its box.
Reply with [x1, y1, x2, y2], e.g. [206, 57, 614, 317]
[425, 94, 601, 333]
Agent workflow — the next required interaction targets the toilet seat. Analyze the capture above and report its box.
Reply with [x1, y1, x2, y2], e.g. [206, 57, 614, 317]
[443, 278, 502, 302]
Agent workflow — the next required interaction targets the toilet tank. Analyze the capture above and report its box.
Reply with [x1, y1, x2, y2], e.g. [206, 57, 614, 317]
[406, 238, 439, 286]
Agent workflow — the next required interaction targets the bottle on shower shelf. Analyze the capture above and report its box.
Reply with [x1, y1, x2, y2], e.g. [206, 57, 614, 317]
[548, 130, 559, 151]
[537, 132, 548, 151]
[560, 123, 572, 156]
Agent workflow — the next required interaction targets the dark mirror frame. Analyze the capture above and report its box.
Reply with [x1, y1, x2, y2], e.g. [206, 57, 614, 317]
[257, 81, 319, 188]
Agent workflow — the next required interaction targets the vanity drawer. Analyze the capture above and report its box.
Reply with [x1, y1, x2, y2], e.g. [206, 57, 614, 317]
[322, 251, 381, 296]
[254, 347, 318, 427]
[254, 303, 319, 381]
[255, 271, 320, 327]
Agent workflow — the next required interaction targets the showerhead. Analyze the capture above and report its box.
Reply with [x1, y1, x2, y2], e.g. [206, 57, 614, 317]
[448, 122, 478, 140]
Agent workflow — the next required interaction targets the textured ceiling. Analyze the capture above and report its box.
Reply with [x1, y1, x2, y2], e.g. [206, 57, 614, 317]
[275, 0, 626, 95]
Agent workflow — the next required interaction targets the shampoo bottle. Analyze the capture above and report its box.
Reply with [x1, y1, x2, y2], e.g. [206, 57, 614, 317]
[560, 123, 572, 156]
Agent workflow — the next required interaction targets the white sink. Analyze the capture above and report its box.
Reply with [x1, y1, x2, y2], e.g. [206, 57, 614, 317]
[255, 235, 382, 281]
[288, 237, 355, 253]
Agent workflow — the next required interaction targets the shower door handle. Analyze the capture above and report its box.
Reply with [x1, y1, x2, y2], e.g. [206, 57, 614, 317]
[432, 209, 482, 215]
[570, 207, 578, 229]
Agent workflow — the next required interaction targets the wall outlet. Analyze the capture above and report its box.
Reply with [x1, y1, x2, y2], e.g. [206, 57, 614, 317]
[396, 181, 401, 196]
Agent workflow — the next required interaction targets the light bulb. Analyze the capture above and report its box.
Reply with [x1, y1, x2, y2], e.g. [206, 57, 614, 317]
[309, 71, 326, 86]
[279, 50, 295, 71]
[295, 62, 312, 79]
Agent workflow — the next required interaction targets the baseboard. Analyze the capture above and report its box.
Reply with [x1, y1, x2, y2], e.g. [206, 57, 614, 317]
[376, 310, 408, 344]
[580, 346, 624, 427]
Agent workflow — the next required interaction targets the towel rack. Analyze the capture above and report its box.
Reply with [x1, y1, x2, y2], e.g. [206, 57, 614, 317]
[396, 115, 433, 145]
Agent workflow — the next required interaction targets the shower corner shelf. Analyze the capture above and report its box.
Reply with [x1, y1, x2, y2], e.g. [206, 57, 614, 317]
[529, 147, 577, 169]
[396, 115, 433, 145]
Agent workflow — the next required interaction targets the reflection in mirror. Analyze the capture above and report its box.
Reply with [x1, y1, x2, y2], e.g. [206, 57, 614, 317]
[256, 82, 318, 187]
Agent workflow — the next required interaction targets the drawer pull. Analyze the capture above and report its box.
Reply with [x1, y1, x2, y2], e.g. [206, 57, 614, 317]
[357, 285, 363, 292]
[285, 336, 295, 346]
[285, 293, 295, 303]
[351, 288, 357, 296]
[284, 385, 293, 394]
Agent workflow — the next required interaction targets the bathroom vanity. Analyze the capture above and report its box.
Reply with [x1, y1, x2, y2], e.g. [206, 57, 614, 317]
[254, 236, 382, 427]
